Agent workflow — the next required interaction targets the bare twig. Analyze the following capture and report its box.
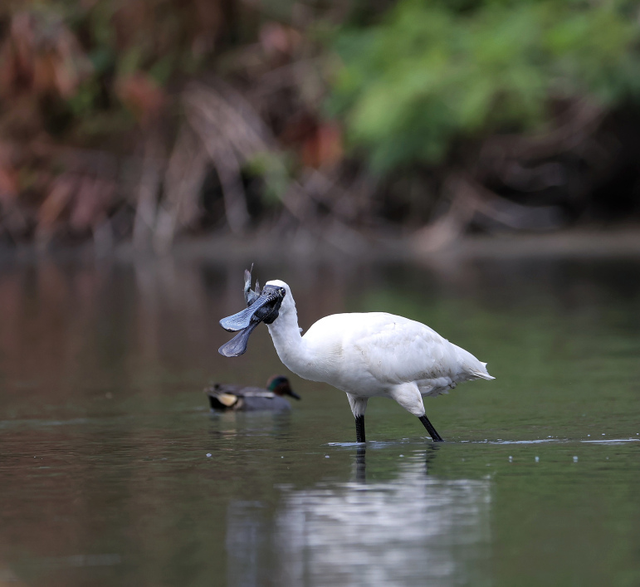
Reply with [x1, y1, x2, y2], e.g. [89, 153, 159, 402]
[183, 81, 279, 233]
[414, 173, 563, 251]
[133, 136, 163, 249]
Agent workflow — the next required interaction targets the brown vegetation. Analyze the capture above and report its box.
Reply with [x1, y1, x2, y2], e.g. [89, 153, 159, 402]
[0, 2, 638, 253]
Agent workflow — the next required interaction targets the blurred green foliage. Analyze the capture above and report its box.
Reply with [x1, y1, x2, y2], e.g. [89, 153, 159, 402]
[329, 0, 640, 171]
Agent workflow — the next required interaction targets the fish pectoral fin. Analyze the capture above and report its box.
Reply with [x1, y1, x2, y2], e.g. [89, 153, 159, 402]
[217, 393, 239, 408]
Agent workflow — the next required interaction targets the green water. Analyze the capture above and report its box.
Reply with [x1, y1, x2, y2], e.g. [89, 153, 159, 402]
[0, 255, 639, 586]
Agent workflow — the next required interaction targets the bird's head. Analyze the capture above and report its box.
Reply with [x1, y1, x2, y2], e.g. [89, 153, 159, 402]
[268, 375, 301, 400]
[218, 277, 288, 357]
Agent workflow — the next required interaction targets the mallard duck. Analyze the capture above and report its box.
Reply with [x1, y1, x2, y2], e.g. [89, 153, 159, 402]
[205, 375, 301, 411]
[218, 271, 494, 442]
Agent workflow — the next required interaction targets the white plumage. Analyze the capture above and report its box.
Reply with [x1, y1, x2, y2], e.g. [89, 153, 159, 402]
[219, 277, 494, 442]
[263, 280, 493, 441]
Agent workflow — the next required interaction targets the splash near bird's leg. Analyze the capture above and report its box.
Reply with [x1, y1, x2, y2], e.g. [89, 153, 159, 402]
[355, 415, 366, 443]
[419, 414, 443, 442]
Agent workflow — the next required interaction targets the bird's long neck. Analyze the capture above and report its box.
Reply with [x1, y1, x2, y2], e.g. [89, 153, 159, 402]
[266, 302, 314, 380]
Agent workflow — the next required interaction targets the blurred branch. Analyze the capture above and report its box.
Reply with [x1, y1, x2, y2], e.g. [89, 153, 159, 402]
[133, 136, 164, 250]
[414, 174, 564, 252]
[184, 80, 276, 234]
[479, 100, 605, 164]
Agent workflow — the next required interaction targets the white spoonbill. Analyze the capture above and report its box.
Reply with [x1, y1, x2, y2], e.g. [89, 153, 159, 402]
[218, 274, 494, 442]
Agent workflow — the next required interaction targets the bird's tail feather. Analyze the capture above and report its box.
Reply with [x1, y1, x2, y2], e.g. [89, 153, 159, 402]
[471, 362, 495, 380]
[453, 346, 495, 381]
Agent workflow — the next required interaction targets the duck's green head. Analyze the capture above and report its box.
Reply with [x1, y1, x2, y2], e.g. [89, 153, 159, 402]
[268, 376, 301, 400]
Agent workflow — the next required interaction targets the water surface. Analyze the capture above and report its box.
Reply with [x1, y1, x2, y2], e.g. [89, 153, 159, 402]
[0, 254, 639, 586]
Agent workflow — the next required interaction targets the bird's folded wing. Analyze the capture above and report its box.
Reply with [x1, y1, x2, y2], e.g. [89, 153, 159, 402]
[353, 320, 450, 384]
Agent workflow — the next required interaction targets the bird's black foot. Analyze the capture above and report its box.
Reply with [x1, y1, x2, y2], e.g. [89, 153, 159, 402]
[419, 415, 443, 442]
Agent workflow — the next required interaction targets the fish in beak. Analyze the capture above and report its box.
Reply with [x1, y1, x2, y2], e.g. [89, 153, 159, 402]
[218, 283, 286, 357]
[244, 266, 261, 307]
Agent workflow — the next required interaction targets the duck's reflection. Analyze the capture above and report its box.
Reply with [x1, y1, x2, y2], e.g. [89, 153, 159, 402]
[208, 410, 294, 440]
[226, 448, 492, 587]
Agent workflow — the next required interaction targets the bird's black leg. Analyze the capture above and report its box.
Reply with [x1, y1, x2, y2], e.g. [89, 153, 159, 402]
[355, 415, 366, 443]
[419, 414, 443, 442]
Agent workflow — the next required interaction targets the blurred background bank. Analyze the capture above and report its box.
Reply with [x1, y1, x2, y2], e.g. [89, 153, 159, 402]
[0, 0, 640, 256]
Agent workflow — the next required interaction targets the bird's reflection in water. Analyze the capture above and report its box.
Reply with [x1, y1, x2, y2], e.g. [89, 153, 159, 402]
[352, 442, 441, 484]
[226, 446, 492, 587]
[354, 445, 367, 483]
